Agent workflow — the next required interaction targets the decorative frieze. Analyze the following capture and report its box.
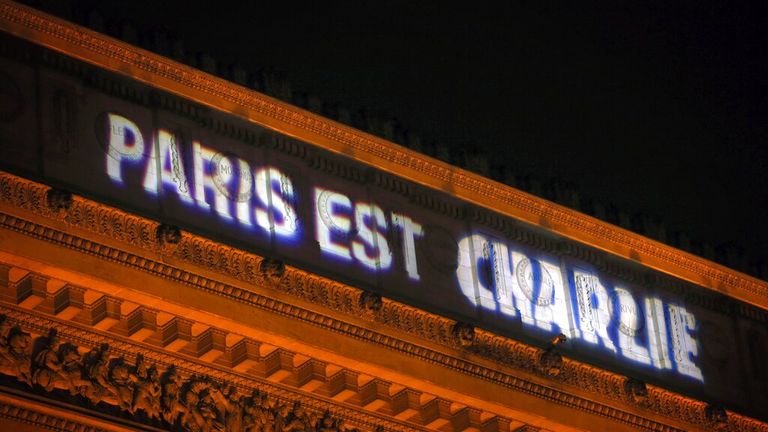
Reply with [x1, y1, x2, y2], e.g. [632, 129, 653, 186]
[0, 269, 526, 432]
[0, 313, 362, 431]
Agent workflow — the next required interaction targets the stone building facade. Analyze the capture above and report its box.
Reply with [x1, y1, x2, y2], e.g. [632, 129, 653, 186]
[0, 2, 767, 431]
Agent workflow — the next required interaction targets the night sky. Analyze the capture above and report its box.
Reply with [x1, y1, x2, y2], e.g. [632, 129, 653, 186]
[43, 1, 768, 276]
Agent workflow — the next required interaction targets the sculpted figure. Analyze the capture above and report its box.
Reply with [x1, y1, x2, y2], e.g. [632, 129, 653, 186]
[161, 366, 185, 425]
[274, 402, 292, 432]
[180, 383, 205, 431]
[134, 353, 147, 380]
[623, 378, 649, 405]
[209, 384, 243, 431]
[317, 410, 341, 432]
[706, 405, 729, 431]
[108, 357, 136, 410]
[58, 342, 93, 397]
[0, 324, 32, 385]
[180, 378, 224, 432]
[283, 400, 313, 432]
[241, 391, 258, 431]
[83, 343, 115, 403]
[539, 334, 567, 377]
[132, 364, 162, 420]
[31, 329, 66, 391]
[242, 389, 275, 432]
[198, 390, 224, 432]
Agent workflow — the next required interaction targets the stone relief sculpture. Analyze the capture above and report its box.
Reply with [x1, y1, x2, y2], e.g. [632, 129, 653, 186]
[0, 315, 32, 385]
[0, 314, 361, 432]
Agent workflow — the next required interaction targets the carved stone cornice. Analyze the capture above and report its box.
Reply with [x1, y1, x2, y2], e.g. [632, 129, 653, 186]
[0, 398, 111, 431]
[1, 174, 767, 431]
[0, 0, 765, 311]
[0, 388, 166, 431]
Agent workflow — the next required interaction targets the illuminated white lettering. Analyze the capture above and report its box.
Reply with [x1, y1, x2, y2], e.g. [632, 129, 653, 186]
[315, 188, 352, 260]
[254, 167, 297, 237]
[193, 142, 231, 219]
[667, 304, 704, 380]
[645, 297, 673, 370]
[106, 113, 145, 183]
[233, 158, 253, 226]
[614, 287, 650, 364]
[351, 204, 391, 270]
[143, 129, 192, 202]
[484, 239, 516, 314]
[510, 252, 572, 334]
[572, 270, 616, 353]
[456, 234, 515, 313]
[103, 113, 708, 382]
[391, 213, 423, 280]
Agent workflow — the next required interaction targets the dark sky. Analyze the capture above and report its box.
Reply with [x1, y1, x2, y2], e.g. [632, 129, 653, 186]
[47, 1, 768, 275]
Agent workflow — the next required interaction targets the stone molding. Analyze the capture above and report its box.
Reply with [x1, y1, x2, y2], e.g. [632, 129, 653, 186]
[0, 398, 111, 431]
[0, 174, 766, 431]
[0, 0, 765, 310]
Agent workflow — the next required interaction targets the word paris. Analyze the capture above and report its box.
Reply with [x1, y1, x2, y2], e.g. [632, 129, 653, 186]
[103, 113, 703, 382]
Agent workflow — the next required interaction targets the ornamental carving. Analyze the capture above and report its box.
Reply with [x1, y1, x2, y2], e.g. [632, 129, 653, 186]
[451, 322, 475, 348]
[45, 188, 72, 219]
[624, 378, 649, 406]
[357, 291, 382, 320]
[0, 313, 359, 432]
[0, 314, 31, 384]
[0, 398, 108, 432]
[259, 257, 285, 284]
[156, 223, 182, 254]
